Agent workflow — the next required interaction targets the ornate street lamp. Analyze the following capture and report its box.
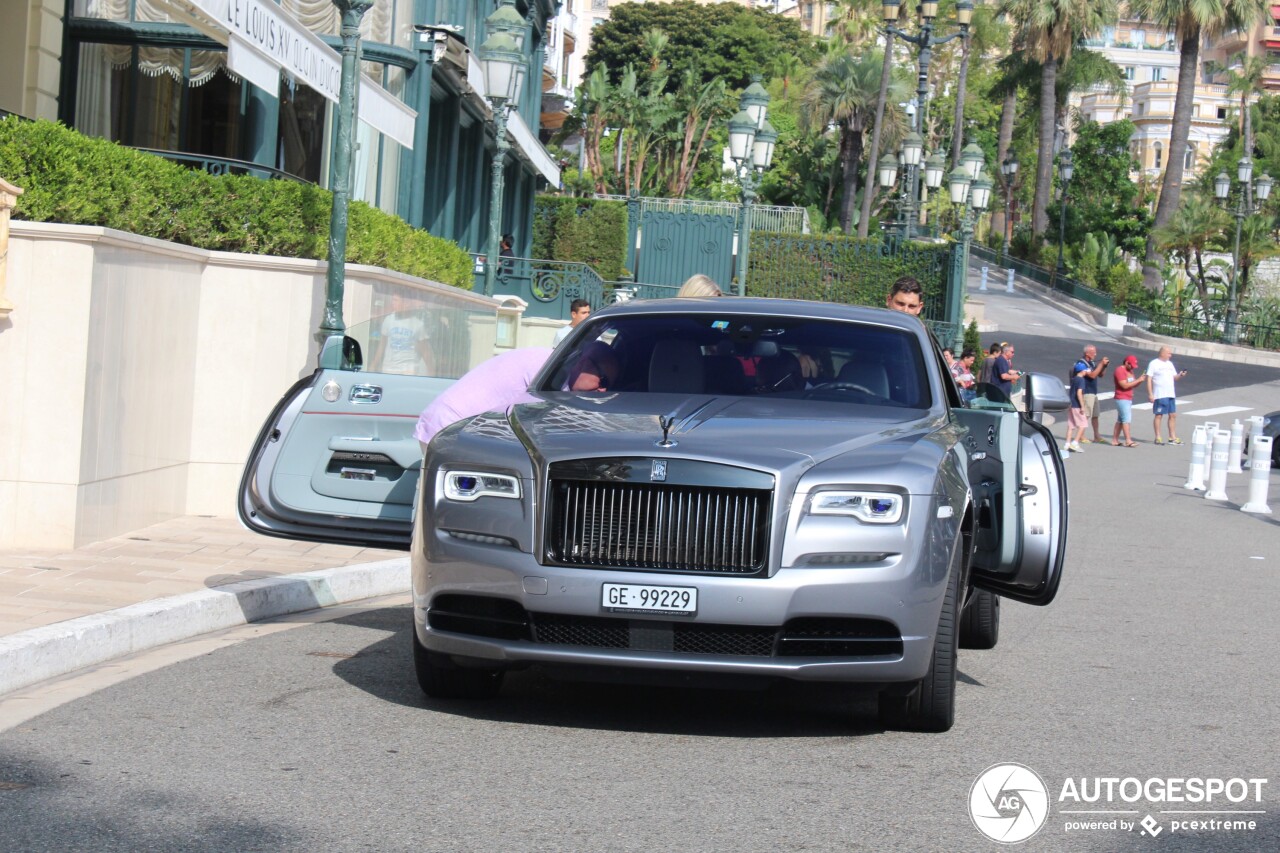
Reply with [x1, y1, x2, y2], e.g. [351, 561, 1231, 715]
[1215, 158, 1272, 341]
[729, 79, 774, 295]
[882, 0, 971, 239]
[878, 153, 900, 189]
[320, 0, 373, 362]
[480, 9, 529, 298]
[961, 138, 985, 181]
[924, 152, 946, 191]
[948, 166, 972, 205]
[1054, 148, 1073, 279]
[999, 154, 1018, 262]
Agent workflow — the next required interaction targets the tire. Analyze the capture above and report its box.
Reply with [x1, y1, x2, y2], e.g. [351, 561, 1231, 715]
[959, 588, 1000, 650]
[412, 630, 504, 700]
[878, 538, 959, 733]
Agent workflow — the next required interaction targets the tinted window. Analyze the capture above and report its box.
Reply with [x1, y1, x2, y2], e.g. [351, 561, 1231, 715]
[539, 314, 933, 409]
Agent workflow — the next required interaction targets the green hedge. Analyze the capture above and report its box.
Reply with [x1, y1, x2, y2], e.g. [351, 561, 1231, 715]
[747, 232, 951, 319]
[532, 195, 628, 281]
[0, 117, 473, 290]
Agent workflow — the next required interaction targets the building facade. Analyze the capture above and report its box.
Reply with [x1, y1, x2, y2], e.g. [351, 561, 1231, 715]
[2, 0, 567, 260]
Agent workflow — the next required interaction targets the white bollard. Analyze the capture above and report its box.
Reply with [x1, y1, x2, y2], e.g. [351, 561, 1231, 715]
[1184, 425, 1208, 490]
[1006, 268, 1015, 293]
[1241, 437, 1274, 514]
[1204, 430, 1231, 501]
[1227, 419, 1245, 474]
[980, 265, 989, 291]
[1244, 416, 1265, 468]
[1202, 421, 1220, 438]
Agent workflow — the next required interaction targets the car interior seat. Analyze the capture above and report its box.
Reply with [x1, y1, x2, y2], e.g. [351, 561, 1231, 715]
[836, 360, 890, 399]
[648, 339, 706, 394]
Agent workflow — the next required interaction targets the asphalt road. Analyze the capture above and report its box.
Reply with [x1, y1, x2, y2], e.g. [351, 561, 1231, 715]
[2, 377, 1279, 851]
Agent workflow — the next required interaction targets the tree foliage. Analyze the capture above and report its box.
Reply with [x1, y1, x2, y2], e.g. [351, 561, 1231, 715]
[583, 1, 818, 91]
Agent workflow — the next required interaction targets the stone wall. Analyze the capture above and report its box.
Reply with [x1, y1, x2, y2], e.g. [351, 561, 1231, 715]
[1, 221, 502, 548]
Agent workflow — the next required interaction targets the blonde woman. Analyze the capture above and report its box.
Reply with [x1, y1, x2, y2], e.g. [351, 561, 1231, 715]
[676, 274, 723, 298]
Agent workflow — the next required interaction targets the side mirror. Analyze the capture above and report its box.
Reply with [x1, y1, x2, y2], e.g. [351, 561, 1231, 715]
[1024, 372, 1070, 421]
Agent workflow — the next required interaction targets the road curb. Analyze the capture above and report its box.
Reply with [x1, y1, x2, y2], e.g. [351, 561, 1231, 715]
[0, 558, 409, 698]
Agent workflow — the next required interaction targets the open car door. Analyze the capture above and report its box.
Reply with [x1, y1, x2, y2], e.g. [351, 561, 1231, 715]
[954, 375, 1069, 605]
[239, 331, 451, 551]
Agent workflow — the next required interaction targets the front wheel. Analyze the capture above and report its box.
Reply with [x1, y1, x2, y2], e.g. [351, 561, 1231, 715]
[959, 588, 1000, 650]
[878, 538, 959, 733]
[413, 630, 504, 699]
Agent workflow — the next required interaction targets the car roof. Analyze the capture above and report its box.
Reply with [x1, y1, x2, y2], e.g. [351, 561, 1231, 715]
[593, 296, 926, 335]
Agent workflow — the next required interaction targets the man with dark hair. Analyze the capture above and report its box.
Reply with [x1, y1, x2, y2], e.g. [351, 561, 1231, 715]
[885, 276, 925, 315]
[553, 298, 592, 344]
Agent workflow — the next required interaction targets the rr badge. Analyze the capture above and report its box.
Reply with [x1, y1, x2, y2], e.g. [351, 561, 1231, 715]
[650, 460, 668, 482]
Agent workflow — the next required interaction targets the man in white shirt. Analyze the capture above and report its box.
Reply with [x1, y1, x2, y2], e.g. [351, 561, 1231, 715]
[553, 299, 592, 345]
[1145, 346, 1187, 445]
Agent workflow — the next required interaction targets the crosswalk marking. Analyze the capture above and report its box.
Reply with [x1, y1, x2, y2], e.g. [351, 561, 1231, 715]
[1132, 401, 1194, 411]
[1183, 405, 1252, 417]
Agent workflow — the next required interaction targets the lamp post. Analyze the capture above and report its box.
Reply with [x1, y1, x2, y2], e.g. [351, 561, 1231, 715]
[320, 0, 373, 362]
[877, 146, 945, 239]
[480, 4, 529, 298]
[728, 78, 776, 296]
[999, 154, 1018, 263]
[1053, 147, 1073, 280]
[944, 155, 989, 351]
[882, 0, 973, 239]
[1213, 157, 1273, 341]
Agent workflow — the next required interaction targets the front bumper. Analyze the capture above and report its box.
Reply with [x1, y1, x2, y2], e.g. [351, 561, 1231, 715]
[412, 531, 950, 684]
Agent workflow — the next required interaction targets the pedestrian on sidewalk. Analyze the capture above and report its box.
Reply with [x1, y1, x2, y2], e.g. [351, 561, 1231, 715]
[1072, 345, 1109, 443]
[553, 299, 591, 345]
[978, 342, 1001, 385]
[993, 342, 1021, 397]
[1111, 354, 1144, 447]
[953, 349, 977, 402]
[1146, 346, 1187, 445]
[1065, 367, 1089, 452]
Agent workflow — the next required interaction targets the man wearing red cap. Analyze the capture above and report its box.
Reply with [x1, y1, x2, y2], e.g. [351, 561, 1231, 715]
[1111, 354, 1145, 447]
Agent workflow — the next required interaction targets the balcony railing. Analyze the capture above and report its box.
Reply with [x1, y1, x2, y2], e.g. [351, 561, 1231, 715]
[132, 148, 305, 183]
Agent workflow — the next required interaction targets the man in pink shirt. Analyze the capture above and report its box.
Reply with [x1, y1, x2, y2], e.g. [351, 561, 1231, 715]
[415, 348, 552, 453]
[414, 343, 620, 452]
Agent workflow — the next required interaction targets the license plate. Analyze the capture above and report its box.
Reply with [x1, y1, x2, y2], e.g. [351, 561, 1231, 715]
[602, 583, 697, 615]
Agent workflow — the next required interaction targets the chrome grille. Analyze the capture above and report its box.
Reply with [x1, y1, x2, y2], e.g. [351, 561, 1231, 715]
[547, 480, 771, 574]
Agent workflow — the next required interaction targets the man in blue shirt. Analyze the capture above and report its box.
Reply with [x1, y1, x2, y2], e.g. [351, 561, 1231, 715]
[993, 342, 1020, 397]
[1072, 345, 1109, 443]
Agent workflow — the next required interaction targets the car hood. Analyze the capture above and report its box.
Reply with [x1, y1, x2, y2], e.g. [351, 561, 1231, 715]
[504, 393, 949, 489]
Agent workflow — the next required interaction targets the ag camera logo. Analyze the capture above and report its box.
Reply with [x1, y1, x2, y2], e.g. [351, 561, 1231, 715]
[969, 763, 1051, 844]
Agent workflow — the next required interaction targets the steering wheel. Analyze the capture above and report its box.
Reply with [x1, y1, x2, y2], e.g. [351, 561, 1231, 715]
[806, 381, 877, 397]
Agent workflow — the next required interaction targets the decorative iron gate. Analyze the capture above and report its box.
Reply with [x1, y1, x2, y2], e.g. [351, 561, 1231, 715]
[633, 208, 737, 287]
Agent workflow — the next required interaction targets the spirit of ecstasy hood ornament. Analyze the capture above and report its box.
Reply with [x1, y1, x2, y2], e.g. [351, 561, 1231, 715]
[656, 414, 678, 448]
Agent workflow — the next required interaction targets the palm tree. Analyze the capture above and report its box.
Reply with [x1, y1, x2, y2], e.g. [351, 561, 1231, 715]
[950, 4, 1006, 168]
[1130, 0, 1271, 291]
[1152, 192, 1231, 304]
[999, 0, 1117, 237]
[802, 49, 895, 234]
[857, 32, 898, 238]
[1206, 52, 1266, 201]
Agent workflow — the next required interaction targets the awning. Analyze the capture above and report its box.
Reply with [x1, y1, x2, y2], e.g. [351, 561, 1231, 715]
[155, 0, 416, 148]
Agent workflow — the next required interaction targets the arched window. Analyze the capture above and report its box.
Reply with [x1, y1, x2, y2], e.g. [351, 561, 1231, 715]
[1153, 142, 1164, 169]
[1184, 143, 1197, 170]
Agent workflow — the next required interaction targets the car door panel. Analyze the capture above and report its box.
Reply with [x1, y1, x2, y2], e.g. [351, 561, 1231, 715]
[954, 409, 1068, 606]
[239, 368, 450, 550]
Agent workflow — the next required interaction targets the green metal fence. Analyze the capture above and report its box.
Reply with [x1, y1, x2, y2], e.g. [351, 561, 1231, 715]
[970, 244, 1114, 313]
[475, 255, 679, 318]
[1127, 305, 1280, 351]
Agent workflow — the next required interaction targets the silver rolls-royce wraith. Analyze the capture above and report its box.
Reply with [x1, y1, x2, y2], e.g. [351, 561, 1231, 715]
[241, 297, 1070, 732]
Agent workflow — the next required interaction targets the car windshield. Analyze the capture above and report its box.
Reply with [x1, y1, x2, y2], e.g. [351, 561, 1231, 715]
[538, 313, 933, 409]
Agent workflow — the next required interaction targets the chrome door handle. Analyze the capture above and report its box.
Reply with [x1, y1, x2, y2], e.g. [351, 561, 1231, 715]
[350, 384, 382, 404]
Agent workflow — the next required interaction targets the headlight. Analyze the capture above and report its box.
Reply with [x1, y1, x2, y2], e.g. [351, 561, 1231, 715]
[444, 471, 521, 501]
[807, 490, 905, 524]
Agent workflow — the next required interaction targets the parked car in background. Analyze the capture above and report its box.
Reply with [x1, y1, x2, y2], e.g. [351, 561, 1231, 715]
[240, 298, 1071, 732]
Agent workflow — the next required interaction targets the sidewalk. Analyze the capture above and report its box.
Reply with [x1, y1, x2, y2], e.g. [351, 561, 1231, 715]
[0, 516, 405, 696]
